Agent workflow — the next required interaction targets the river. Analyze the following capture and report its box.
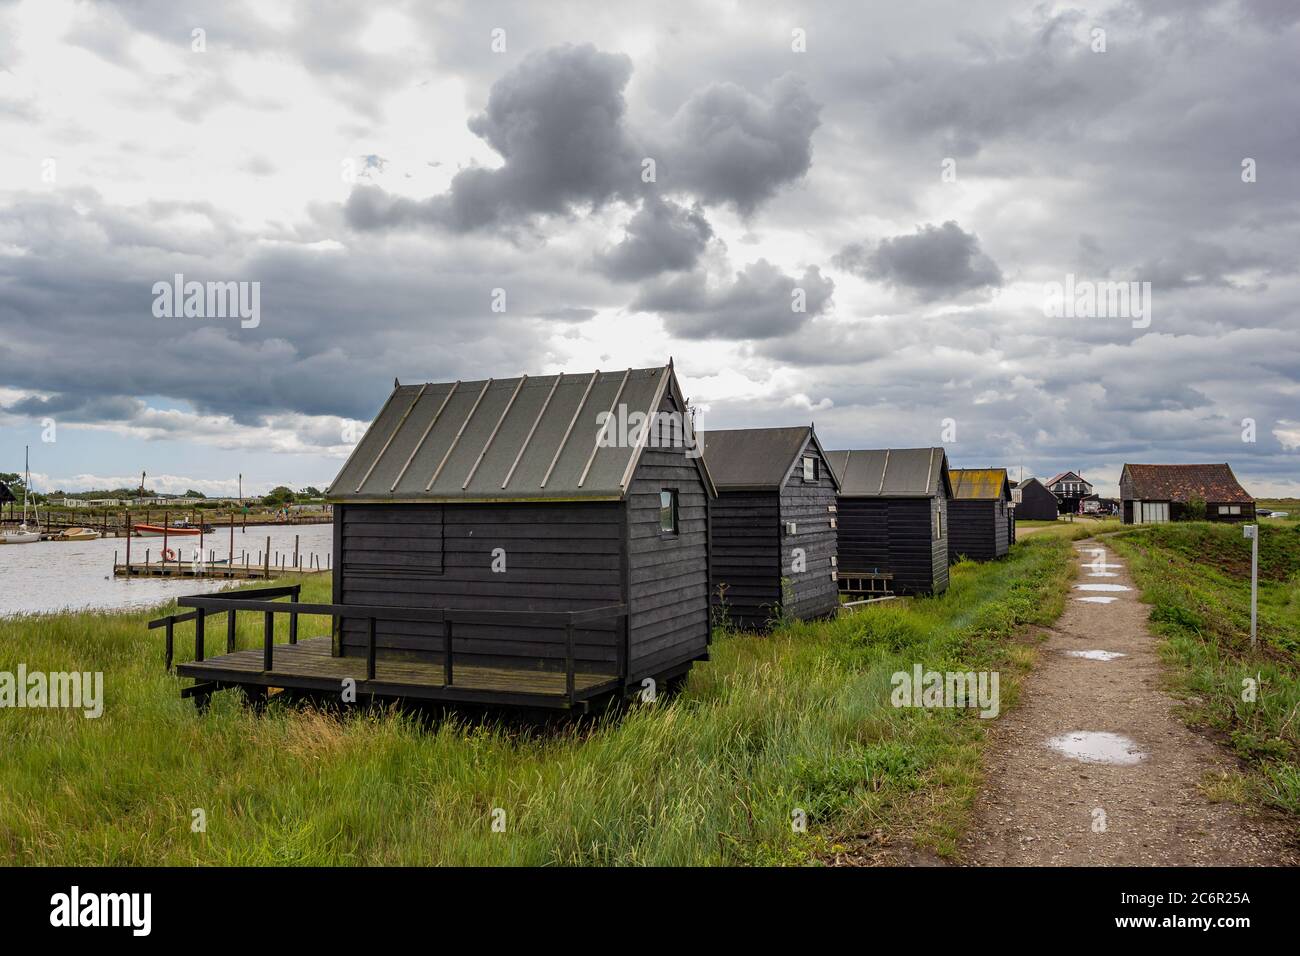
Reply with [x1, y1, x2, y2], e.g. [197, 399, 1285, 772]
[0, 523, 334, 617]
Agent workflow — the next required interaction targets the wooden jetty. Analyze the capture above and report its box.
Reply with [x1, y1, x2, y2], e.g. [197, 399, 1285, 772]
[113, 528, 329, 580]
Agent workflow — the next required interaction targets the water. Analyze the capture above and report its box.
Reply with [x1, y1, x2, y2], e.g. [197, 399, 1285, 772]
[1046, 731, 1147, 765]
[1074, 583, 1131, 592]
[1075, 596, 1119, 604]
[1064, 650, 1127, 661]
[0, 524, 333, 617]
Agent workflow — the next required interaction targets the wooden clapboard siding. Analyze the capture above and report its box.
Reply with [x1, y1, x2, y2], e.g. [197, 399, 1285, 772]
[709, 490, 781, 629]
[625, 393, 710, 681]
[778, 441, 839, 621]
[948, 498, 1009, 563]
[335, 502, 622, 672]
[837, 496, 948, 595]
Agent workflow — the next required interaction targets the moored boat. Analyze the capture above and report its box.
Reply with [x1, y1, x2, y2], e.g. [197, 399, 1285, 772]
[0, 525, 41, 544]
[58, 527, 101, 541]
[132, 524, 202, 537]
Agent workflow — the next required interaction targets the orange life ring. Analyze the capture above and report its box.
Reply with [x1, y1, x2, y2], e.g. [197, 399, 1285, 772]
[163, 547, 177, 562]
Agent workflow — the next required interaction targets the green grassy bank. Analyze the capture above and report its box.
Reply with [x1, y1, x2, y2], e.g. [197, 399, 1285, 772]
[0, 533, 1075, 865]
[1109, 522, 1300, 816]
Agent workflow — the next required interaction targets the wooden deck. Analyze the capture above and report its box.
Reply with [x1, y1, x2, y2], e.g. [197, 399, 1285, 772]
[176, 636, 621, 709]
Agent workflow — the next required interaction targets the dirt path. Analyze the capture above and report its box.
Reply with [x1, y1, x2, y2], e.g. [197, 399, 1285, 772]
[960, 538, 1296, 865]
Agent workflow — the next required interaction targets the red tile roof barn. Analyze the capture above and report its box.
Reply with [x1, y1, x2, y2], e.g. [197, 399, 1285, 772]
[1121, 463, 1253, 504]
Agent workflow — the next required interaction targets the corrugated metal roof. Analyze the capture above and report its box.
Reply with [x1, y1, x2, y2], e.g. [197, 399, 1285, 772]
[327, 366, 699, 501]
[702, 426, 825, 491]
[1121, 463, 1253, 504]
[950, 468, 1012, 501]
[824, 447, 951, 498]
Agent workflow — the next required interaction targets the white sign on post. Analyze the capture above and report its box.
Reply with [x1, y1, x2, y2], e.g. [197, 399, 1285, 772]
[1243, 524, 1258, 650]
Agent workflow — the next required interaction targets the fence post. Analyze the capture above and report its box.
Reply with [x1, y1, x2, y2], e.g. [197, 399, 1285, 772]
[227, 608, 237, 653]
[443, 618, 453, 686]
[263, 610, 274, 671]
[565, 617, 575, 704]
[194, 611, 205, 662]
[289, 585, 299, 645]
[165, 616, 175, 671]
[367, 617, 376, 681]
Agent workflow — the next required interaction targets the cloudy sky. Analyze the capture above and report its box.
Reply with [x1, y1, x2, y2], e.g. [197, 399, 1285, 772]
[1, 0, 1297, 498]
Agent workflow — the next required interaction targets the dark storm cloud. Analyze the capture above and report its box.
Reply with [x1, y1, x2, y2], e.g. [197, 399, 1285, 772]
[834, 222, 1002, 301]
[633, 260, 833, 340]
[346, 43, 822, 234]
[0, 189, 591, 429]
[347, 44, 642, 232]
[655, 74, 821, 214]
[593, 197, 713, 281]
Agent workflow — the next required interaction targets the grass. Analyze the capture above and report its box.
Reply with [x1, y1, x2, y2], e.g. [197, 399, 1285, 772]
[1109, 521, 1300, 816]
[0, 534, 1076, 866]
[1019, 518, 1122, 541]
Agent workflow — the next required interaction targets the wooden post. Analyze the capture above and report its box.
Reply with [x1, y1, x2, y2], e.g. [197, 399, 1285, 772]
[264, 535, 270, 578]
[165, 616, 175, 671]
[162, 510, 168, 566]
[227, 608, 237, 653]
[263, 611, 274, 671]
[443, 619, 453, 686]
[125, 519, 132, 568]
[366, 617, 377, 680]
[293, 534, 299, 569]
[565, 618, 576, 704]
[229, 512, 234, 566]
[289, 585, 299, 645]
[194, 611, 205, 662]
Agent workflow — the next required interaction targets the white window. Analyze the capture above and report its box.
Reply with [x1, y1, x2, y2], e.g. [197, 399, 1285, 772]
[802, 456, 817, 482]
[1138, 501, 1169, 524]
[658, 490, 677, 534]
[1230, 505, 1241, 515]
[1219, 505, 1230, 515]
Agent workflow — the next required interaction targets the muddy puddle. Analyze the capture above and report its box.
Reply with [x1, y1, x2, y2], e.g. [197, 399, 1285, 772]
[1045, 731, 1147, 765]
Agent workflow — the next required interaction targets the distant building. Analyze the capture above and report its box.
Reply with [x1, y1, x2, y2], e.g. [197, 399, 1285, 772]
[1119, 463, 1255, 525]
[947, 468, 1013, 562]
[1044, 471, 1094, 514]
[1011, 477, 1059, 521]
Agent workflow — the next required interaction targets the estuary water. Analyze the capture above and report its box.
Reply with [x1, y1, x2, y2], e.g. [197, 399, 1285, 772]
[0, 523, 333, 617]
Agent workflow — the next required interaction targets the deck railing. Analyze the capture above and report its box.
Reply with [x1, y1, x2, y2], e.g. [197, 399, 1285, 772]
[149, 590, 628, 705]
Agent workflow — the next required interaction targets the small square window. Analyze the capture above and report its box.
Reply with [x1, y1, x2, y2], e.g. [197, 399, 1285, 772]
[802, 456, 817, 482]
[659, 490, 677, 534]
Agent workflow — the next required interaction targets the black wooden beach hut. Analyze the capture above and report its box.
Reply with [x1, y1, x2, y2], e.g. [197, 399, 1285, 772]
[702, 425, 840, 629]
[1011, 477, 1058, 521]
[824, 447, 952, 597]
[947, 468, 1012, 563]
[160, 364, 717, 711]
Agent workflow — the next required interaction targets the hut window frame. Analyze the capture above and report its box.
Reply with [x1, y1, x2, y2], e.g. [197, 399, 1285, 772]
[658, 489, 678, 535]
[801, 456, 818, 482]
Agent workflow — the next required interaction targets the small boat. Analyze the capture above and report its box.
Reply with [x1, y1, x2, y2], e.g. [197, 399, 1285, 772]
[133, 523, 203, 537]
[2, 449, 42, 543]
[58, 527, 101, 541]
[0, 524, 41, 544]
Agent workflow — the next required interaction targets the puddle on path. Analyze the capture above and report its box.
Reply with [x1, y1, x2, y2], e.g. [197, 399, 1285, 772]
[1075, 596, 1119, 604]
[1074, 583, 1131, 592]
[1046, 731, 1147, 765]
[1064, 649, 1127, 661]
[1086, 571, 1119, 577]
